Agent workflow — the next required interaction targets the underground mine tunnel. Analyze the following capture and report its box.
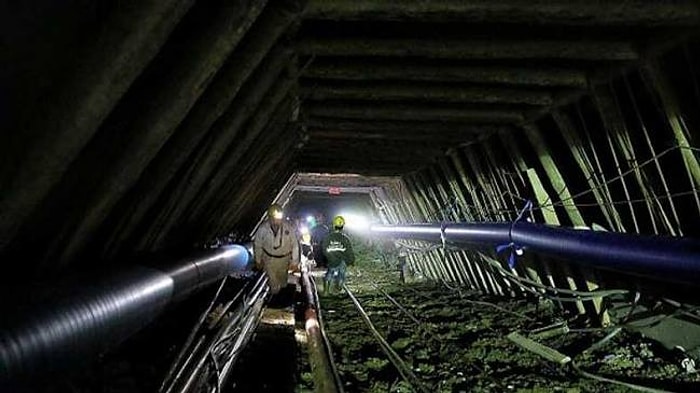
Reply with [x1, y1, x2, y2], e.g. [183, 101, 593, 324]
[2, 1, 700, 392]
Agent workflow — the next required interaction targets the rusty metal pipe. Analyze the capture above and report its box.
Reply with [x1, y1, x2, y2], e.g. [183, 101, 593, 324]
[301, 270, 342, 393]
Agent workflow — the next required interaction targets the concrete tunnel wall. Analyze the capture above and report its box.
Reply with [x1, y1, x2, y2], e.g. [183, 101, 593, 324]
[1, 0, 699, 307]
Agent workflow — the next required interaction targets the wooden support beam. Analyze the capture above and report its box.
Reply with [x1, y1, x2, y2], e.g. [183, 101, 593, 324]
[301, 147, 445, 162]
[305, 103, 524, 123]
[552, 109, 623, 231]
[298, 161, 439, 173]
[299, 153, 432, 164]
[211, 134, 298, 236]
[645, 61, 700, 189]
[43, 0, 269, 265]
[304, 118, 506, 134]
[306, 129, 478, 143]
[183, 114, 296, 243]
[195, 134, 294, 239]
[301, 84, 554, 105]
[305, 129, 466, 140]
[144, 85, 296, 250]
[299, 152, 432, 161]
[295, 173, 401, 188]
[305, 1, 700, 27]
[180, 99, 297, 241]
[296, 163, 422, 176]
[104, 45, 294, 258]
[0, 1, 195, 254]
[300, 38, 639, 60]
[303, 137, 448, 149]
[230, 163, 296, 235]
[524, 167, 587, 316]
[522, 125, 609, 325]
[303, 63, 588, 87]
[523, 124, 586, 226]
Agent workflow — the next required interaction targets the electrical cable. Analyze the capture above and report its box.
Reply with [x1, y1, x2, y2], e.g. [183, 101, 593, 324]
[435, 144, 700, 220]
[567, 326, 676, 393]
[508, 324, 676, 393]
[391, 241, 628, 304]
[541, 145, 700, 208]
[368, 281, 421, 325]
[159, 276, 230, 392]
[477, 251, 629, 299]
[342, 284, 430, 393]
[570, 361, 675, 393]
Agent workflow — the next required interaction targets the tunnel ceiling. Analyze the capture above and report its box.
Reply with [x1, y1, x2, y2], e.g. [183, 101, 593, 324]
[296, 1, 700, 174]
[1, 0, 700, 277]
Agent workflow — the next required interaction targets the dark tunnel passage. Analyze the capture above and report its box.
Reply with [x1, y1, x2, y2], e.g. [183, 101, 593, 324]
[2, 1, 700, 392]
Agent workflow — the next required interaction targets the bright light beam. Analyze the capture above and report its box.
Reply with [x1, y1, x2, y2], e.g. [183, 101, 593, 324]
[337, 212, 370, 232]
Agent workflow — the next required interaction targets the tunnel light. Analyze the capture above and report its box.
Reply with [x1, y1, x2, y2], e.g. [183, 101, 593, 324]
[306, 215, 314, 223]
[300, 225, 310, 235]
[369, 225, 442, 235]
[337, 212, 371, 232]
[216, 246, 251, 271]
[220, 247, 242, 258]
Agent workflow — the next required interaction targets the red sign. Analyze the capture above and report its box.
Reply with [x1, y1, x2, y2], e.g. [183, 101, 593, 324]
[328, 187, 341, 195]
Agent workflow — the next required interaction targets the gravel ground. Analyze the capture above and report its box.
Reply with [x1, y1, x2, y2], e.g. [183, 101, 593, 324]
[318, 266, 700, 393]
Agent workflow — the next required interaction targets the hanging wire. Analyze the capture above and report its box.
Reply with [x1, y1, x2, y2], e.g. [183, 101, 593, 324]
[503, 145, 696, 217]
[395, 188, 699, 226]
[343, 284, 431, 393]
[543, 189, 700, 209]
[575, 102, 627, 232]
[391, 240, 628, 303]
[624, 74, 681, 234]
[568, 323, 676, 393]
[438, 145, 700, 222]
[570, 361, 675, 393]
[540, 145, 699, 208]
[474, 251, 629, 301]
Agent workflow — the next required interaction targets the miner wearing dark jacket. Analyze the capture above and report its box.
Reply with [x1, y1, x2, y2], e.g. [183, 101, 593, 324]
[321, 215, 355, 293]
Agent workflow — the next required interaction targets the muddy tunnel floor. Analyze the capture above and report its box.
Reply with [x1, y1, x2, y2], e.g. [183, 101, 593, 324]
[226, 289, 314, 393]
[226, 317, 304, 392]
[318, 268, 700, 393]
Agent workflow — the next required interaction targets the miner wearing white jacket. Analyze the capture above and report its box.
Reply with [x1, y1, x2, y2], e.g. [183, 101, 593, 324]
[253, 203, 300, 296]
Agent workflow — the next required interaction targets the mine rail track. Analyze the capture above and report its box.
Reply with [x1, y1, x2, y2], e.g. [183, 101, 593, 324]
[157, 262, 700, 393]
[319, 267, 700, 393]
[332, 272, 527, 392]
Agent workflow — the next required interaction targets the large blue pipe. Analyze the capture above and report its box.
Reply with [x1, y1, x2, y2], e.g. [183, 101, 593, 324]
[0, 245, 251, 388]
[370, 222, 700, 285]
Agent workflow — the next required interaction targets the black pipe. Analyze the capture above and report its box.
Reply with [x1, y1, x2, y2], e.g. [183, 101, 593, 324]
[0, 245, 251, 387]
[370, 222, 700, 285]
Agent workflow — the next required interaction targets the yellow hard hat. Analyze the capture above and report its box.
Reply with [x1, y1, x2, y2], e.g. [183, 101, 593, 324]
[332, 215, 345, 229]
[267, 204, 284, 220]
